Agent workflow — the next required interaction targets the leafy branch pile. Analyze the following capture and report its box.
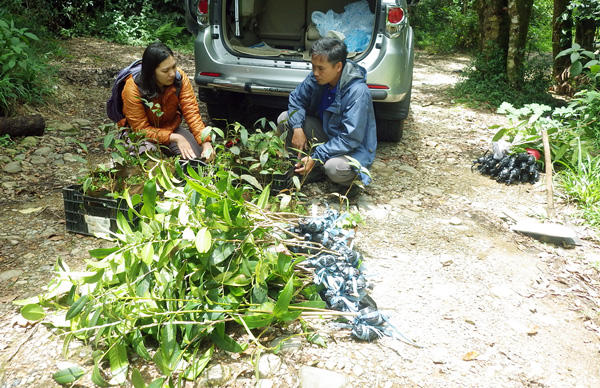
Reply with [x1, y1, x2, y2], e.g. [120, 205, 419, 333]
[20, 167, 331, 386]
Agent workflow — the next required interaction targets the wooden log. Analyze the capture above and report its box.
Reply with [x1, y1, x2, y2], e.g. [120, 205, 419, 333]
[541, 130, 556, 219]
[0, 114, 45, 137]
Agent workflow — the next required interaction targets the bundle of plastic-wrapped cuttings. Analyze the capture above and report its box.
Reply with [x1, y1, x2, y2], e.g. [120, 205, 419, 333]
[287, 208, 421, 347]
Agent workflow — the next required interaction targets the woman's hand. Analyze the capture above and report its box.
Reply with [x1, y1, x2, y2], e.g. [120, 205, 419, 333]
[170, 133, 196, 159]
[201, 142, 215, 162]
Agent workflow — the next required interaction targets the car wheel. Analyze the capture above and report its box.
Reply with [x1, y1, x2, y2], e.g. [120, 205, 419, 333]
[376, 118, 404, 142]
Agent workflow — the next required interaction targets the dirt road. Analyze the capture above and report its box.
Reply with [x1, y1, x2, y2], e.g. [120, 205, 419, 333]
[0, 38, 599, 387]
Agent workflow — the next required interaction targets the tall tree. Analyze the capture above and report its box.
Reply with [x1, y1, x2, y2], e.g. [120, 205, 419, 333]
[475, 0, 533, 88]
[506, 0, 533, 87]
[552, 0, 572, 94]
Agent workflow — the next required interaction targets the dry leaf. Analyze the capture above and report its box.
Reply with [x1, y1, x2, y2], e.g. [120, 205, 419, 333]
[527, 325, 539, 335]
[18, 207, 43, 214]
[462, 351, 480, 361]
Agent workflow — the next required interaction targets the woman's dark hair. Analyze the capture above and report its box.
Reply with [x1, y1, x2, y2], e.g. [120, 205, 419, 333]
[309, 37, 347, 67]
[135, 41, 181, 100]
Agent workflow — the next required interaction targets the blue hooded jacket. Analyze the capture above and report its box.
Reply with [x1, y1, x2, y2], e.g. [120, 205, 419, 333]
[287, 60, 377, 184]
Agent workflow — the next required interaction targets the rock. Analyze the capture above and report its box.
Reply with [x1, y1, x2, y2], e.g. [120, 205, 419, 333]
[0, 270, 24, 282]
[34, 146, 52, 156]
[257, 379, 274, 388]
[299, 366, 349, 388]
[390, 198, 411, 207]
[449, 217, 462, 225]
[2, 162, 21, 173]
[63, 153, 80, 163]
[258, 354, 282, 378]
[20, 136, 38, 146]
[55, 123, 77, 132]
[71, 118, 93, 127]
[398, 165, 417, 174]
[0, 155, 11, 163]
[353, 364, 364, 376]
[422, 187, 444, 197]
[270, 336, 302, 355]
[201, 364, 232, 387]
[30, 156, 47, 165]
[56, 361, 80, 370]
[490, 285, 512, 299]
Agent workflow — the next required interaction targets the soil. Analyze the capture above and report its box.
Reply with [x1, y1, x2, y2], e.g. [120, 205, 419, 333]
[1, 37, 600, 388]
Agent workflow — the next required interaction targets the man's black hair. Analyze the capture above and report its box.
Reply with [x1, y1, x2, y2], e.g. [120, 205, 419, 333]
[310, 37, 347, 66]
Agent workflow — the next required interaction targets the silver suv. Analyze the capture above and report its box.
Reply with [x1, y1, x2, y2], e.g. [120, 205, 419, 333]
[183, 0, 417, 141]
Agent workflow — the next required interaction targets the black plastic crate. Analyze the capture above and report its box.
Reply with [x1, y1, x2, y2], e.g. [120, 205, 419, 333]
[262, 166, 295, 196]
[62, 185, 142, 238]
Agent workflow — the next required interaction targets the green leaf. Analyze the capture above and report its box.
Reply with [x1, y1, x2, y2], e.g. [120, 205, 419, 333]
[132, 330, 152, 360]
[20, 304, 45, 321]
[52, 366, 85, 384]
[570, 52, 580, 63]
[141, 179, 157, 218]
[237, 313, 274, 329]
[91, 362, 112, 387]
[103, 132, 115, 149]
[209, 330, 247, 353]
[195, 227, 212, 253]
[240, 174, 263, 190]
[88, 247, 119, 259]
[255, 186, 270, 209]
[183, 345, 214, 380]
[141, 242, 155, 265]
[108, 343, 129, 385]
[210, 243, 234, 266]
[131, 368, 146, 388]
[188, 181, 220, 198]
[274, 277, 294, 318]
[571, 61, 583, 77]
[66, 294, 89, 320]
[147, 378, 165, 388]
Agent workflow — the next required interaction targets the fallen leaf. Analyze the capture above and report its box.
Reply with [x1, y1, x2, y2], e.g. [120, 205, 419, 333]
[527, 325, 539, 336]
[18, 207, 43, 214]
[48, 235, 64, 241]
[462, 351, 480, 361]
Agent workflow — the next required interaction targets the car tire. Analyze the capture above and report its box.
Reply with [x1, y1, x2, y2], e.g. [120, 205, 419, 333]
[376, 118, 404, 142]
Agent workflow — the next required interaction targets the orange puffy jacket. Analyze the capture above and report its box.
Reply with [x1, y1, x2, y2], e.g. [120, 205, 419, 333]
[119, 68, 209, 145]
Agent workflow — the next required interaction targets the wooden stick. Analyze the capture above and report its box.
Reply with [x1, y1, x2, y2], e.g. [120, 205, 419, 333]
[541, 130, 556, 219]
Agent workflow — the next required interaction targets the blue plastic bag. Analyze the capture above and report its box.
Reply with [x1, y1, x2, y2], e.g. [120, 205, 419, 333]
[311, 0, 374, 52]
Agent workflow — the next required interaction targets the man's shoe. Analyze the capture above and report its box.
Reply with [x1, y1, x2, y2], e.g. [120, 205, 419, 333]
[299, 166, 327, 184]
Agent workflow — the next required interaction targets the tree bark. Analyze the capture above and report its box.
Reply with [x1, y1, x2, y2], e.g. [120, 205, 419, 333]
[477, 0, 510, 57]
[575, 17, 595, 51]
[552, 0, 572, 94]
[0, 115, 46, 137]
[506, 0, 533, 87]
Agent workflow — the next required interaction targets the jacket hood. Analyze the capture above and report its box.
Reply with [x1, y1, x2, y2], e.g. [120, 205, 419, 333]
[338, 60, 367, 90]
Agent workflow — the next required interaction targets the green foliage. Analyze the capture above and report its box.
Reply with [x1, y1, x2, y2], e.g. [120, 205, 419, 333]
[450, 49, 555, 109]
[556, 43, 600, 91]
[22, 169, 325, 382]
[528, 0, 553, 53]
[491, 101, 596, 168]
[0, 17, 53, 115]
[411, 0, 478, 53]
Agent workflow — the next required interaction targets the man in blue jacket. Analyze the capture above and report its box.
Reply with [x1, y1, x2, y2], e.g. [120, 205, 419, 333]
[278, 37, 377, 196]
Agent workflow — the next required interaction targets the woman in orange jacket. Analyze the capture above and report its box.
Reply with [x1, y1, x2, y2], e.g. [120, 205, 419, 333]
[120, 42, 214, 160]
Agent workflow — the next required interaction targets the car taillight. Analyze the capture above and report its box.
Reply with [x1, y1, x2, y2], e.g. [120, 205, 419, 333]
[197, 0, 209, 27]
[367, 84, 389, 90]
[385, 5, 406, 38]
[198, 0, 208, 15]
[200, 72, 221, 77]
[387, 7, 404, 24]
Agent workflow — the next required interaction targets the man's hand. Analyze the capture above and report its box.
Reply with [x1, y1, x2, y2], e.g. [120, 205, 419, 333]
[201, 141, 215, 162]
[295, 155, 315, 176]
[170, 133, 196, 159]
[291, 127, 307, 152]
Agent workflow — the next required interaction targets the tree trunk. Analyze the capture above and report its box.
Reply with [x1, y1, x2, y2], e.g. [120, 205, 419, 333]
[552, 0, 572, 95]
[0, 115, 46, 137]
[575, 17, 595, 52]
[477, 0, 510, 61]
[506, 0, 533, 87]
